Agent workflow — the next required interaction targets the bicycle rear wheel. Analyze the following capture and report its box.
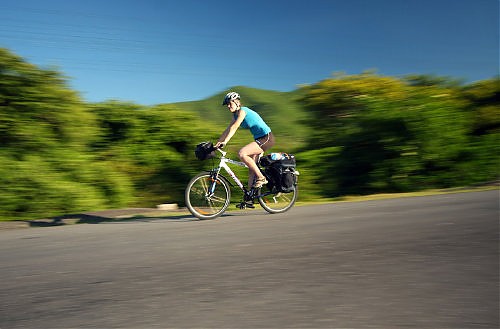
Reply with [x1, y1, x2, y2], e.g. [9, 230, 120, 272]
[185, 172, 231, 220]
[257, 185, 298, 214]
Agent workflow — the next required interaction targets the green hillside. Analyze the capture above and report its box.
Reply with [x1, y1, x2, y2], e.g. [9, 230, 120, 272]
[171, 86, 311, 151]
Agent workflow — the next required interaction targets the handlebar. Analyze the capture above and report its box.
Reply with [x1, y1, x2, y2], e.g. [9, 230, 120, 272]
[208, 143, 227, 157]
[214, 142, 225, 150]
[215, 147, 227, 157]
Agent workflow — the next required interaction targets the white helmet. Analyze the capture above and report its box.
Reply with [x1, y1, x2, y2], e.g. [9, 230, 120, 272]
[222, 92, 240, 105]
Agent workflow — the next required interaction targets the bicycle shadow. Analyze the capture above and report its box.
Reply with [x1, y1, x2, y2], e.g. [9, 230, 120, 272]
[27, 211, 241, 227]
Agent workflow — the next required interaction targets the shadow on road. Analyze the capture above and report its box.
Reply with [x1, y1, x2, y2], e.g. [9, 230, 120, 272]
[25, 213, 195, 227]
[26, 211, 243, 227]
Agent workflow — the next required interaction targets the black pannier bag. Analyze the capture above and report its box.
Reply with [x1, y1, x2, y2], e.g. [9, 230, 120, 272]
[260, 154, 298, 193]
[195, 141, 215, 160]
[259, 153, 296, 167]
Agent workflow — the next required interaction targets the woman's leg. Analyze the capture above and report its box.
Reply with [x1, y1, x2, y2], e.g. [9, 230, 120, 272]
[246, 154, 262, 188]
[238, 142, 265, 189]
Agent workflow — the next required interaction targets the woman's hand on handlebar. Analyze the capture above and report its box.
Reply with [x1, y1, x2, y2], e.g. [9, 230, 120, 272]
[214, 141, 225, 149]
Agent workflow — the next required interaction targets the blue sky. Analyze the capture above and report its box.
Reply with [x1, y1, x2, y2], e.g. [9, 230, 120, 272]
[1, 0, 498, 105]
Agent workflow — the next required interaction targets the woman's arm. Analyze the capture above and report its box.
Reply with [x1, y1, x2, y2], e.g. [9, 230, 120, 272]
[216, 110, 246, 147]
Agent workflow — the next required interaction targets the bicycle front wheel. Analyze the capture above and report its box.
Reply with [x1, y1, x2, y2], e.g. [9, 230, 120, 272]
[185, 172, 231, 220]
[257, 185, 298, 214]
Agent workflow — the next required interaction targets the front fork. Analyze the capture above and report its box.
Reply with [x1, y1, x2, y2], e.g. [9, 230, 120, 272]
[206, 169, 222, 198]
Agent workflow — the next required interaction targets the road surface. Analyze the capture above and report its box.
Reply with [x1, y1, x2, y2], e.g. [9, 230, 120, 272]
[0, 190, 498, 328]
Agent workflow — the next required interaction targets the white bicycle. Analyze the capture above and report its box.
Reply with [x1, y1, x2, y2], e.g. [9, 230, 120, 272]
[185, 143, 299, 220]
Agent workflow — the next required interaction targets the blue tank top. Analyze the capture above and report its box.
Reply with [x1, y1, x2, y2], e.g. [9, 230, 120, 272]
[234, 107, 271, 139]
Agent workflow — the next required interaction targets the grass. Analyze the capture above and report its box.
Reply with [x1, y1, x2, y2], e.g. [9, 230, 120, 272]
[295, 184, 498, 206]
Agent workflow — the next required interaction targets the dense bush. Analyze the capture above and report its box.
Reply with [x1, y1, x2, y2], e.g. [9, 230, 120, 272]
[0, 48, 131, 219]
[0, 48, 211, 219]
[297, 73, 499, 197]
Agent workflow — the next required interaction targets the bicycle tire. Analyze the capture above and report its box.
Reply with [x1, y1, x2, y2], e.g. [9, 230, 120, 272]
[185, 172, 231, 220]
[257, 185, 298, 214]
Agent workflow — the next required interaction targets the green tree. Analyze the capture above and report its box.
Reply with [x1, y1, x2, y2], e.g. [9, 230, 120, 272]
[0, 48, 132, 219]
[461, 79, 500, 136]
[457, 78, 500, 182]
[299, 73, 481, 196]
[90, 101, 216, 206]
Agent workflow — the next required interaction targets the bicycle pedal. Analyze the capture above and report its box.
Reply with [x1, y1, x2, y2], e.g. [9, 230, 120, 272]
[245, 191, 255, 200]
[245, 202, 255, 209]
[236, 202, 255, 209]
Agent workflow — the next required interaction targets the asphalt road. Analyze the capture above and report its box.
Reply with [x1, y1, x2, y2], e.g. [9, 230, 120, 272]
[0, 190, 498, 329]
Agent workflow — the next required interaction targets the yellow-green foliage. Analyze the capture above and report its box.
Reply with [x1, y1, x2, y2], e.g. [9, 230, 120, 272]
[297, 73, 499, 196]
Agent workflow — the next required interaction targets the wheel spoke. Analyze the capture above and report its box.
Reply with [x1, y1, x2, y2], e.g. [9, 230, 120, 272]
[209, 195, 227, 203]
[200, 177, 209, 194]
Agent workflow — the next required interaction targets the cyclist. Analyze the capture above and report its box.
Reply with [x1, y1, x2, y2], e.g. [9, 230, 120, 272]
[215, 91, 275, 189]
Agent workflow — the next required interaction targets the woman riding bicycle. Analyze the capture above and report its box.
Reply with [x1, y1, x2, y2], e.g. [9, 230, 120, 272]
[215, 92, 275, 189]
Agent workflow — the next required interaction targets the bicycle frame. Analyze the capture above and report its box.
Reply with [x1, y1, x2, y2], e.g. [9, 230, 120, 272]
[211, 148, 248, 192]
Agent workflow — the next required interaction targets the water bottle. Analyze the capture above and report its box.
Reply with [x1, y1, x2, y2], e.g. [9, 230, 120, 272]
[270, 152, 283, 160]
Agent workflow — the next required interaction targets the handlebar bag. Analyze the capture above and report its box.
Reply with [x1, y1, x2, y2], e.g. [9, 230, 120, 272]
[195, 142, 215, 160]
